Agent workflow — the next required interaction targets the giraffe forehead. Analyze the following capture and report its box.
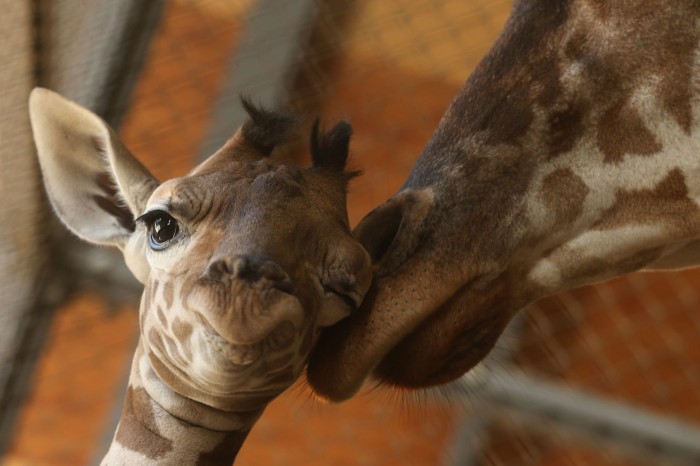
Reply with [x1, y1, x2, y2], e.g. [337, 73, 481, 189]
[148, 180, 177, 206]
[187, 160, 309, 202]
[162, 165, 308, 219]
[191, 158, 306, 188]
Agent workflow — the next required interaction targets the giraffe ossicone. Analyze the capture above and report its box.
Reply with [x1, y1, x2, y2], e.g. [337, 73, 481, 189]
[29, 87, 372, 465]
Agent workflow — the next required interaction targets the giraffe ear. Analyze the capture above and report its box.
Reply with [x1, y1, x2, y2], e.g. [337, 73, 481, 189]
[353, 189, 433, 275]
[29, 88, 158, 280]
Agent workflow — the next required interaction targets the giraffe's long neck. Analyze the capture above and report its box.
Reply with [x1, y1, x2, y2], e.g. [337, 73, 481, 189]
[404, 0, 700, 292]
[101, 342, 263, 466]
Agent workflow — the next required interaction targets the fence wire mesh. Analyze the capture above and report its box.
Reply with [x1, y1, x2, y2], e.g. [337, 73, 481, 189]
[2, 0, 700, 465]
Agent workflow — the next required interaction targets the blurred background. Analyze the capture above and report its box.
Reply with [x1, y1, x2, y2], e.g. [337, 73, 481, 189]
[2, 0, 700, 465]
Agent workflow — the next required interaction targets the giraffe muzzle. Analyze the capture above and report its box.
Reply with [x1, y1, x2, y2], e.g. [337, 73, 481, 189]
[205, 253, 295, 294]
[187, 254, 305, 347]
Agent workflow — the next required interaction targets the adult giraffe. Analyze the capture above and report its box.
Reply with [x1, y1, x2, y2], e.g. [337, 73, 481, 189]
[308, 0, 700, 400]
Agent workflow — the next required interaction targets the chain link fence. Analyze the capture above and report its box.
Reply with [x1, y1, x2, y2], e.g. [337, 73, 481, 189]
[2, 1, 699, 465]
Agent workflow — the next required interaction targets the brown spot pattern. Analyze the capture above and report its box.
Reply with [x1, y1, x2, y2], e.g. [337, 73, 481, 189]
[312, 0, 700, 398]
[172, 318, 193, 341]
[151, 280, 161, 304]
[162, 282, 175, 309]
[196, 431, 249, 466]
[172, 319, 194, 360]
[595, 168, 700, 233]
[597, 99, 663, 163]
[587, 1, 698, 133]
[140, 282, 151, 329]
[156, 306, 168, 327]
[163, 333, 187, 365]
[149, 329, 167, 356]
[431, 1, 570, 150]
[540, 168, 589, 227]
[547, 101, 587, 158]
[115, 387, 173, 459]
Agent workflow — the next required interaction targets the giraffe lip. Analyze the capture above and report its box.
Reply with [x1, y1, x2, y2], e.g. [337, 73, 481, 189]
[199, 320, 263, 365]
[306, 273, 510, 401]
[189, 279, 305, 348]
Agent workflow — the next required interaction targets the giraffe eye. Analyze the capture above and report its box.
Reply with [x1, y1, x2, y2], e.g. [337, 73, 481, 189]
[139, 210, 180, 250]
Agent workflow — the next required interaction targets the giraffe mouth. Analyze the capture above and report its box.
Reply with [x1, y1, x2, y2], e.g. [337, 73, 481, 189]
[307, 271, 521, 401]
[197, 312, 299, 366]
[146, 336, 298, 412]
[187, 277, 305, 353]
[371, 295, 513, 389]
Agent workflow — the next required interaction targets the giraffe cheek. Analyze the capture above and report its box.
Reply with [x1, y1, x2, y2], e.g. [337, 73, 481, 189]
[124, 231, 151, 283]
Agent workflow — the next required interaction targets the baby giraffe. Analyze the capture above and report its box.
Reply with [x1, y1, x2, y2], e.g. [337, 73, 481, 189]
[28, 88, 371, 465]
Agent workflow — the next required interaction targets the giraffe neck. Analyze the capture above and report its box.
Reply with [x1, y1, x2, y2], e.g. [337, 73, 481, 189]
[101, 342, 263, 466]
[403, 0, 700, 293]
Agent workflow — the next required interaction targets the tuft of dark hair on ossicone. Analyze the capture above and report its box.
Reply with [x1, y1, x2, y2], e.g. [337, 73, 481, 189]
[240, 96, 299, 156]
[310, 117, 358, 181]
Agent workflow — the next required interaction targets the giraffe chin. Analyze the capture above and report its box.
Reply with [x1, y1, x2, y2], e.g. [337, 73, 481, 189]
[372, 308, 512, 389]
[369, 277, 519, 388]
[147, 348, 292, 412]
[146, 285, 308, 411]
[200, 317, 298, 367]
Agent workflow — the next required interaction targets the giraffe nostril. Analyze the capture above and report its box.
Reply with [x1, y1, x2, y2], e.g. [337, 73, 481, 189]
[232, 255, 262, 282]
[206, 256, 235, 279]
[231, 255, 250, 277]
[259, 260, 288, 282]
[206, 254, 294, 292]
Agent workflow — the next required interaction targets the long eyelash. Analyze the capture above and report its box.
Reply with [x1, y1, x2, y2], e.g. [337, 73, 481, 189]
[135, 210, 164, 225]
[134, 213, 152, 226]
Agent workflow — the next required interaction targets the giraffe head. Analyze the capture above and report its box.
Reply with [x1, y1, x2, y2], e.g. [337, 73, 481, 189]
[307, 0, 700, 401]
[29, 88, 371, 412]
